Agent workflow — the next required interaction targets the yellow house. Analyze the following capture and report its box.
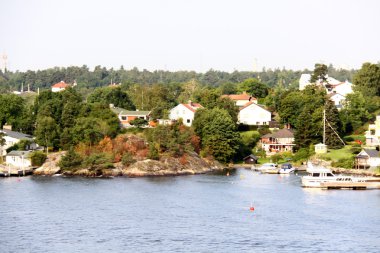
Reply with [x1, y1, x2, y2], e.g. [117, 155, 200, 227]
[365, 115, 380, 146]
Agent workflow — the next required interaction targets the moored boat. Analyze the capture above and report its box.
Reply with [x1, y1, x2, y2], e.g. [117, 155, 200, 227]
[279, 163, 295, 174]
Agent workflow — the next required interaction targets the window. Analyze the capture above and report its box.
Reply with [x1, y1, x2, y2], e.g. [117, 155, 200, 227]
[326, 173, 334, 177]
[187, 119, 191, 123]
[121, 116, 127, 120]
[312, 173, 320, 177]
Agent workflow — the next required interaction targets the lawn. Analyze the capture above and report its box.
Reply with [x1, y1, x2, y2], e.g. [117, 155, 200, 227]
[319, 145, 355, 162]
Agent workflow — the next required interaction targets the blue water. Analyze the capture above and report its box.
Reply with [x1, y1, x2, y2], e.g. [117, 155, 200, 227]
[0, 169, 379, 252]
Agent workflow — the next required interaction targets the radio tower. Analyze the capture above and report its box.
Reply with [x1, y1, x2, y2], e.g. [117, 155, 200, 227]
[1, 53, 8, 73]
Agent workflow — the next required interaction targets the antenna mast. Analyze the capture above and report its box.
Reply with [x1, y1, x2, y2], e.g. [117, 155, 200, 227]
[323, 109, 326, 145]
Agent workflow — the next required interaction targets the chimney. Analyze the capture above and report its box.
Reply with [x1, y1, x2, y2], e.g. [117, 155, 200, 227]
[188, 100, 193, 106]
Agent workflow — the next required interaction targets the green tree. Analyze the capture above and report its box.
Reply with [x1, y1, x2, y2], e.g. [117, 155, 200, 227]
[353, 62, 380, 97]
[30, 151, 47, 166]
[129, 118, 148, 128]
[58, 149, 83, 170]
[340, 91, 370, 133]
[34, 116, 59, 152]
[193, 108, 241, 163]
[324, 100, 344, 149]
[310, 63, 328, 83]
[238, 78, 268, 98]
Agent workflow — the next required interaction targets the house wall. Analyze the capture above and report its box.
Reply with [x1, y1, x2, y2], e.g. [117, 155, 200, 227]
[330, 94, 345, 106]
[276, 137, 294, 145]
[369, 157, 380, 167]
[52, 87, 65, 92]
[333, 82, 353, 96]
[238, 104, 271, 125]
[169, 104, 195, 126]
[6, 155, 32, 168]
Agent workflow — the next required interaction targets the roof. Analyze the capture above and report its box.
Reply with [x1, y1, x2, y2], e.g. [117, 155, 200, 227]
[221, 93, 256, 101]
[261, 128, 294, 139]
[111, 107, 151, 116]
[6, 150, 32, 157]
[1, 129, 34, 141]
[182, 103, 203, 113]
[52, 81, 69, 88]
[239, 101, 269, 112]
[243, 154, 258, 160]
[362, 149, 379, 158]
[328, 92, 345, 98]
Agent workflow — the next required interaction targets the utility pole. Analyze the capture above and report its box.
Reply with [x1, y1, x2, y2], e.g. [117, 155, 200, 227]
[323, 109, 326, 145]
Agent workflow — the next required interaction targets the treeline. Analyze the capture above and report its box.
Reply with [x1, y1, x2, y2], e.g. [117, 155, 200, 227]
[0, 62, 379, 164]
[0, 64, 356, 93]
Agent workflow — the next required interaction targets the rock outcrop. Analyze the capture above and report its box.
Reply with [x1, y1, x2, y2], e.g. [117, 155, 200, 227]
[33, 152, 65, 176]
[33, 151, 224, 177]
[122, 152, 224, 177]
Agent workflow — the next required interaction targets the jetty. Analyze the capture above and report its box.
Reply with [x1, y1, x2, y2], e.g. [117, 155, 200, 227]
[320, 181, 380, 190]
[0, 166, 34, 177]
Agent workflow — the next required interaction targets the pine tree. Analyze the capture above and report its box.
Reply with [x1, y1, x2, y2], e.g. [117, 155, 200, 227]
[324, 100, 344, 149]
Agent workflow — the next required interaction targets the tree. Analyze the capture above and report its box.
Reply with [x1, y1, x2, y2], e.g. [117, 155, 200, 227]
[324, 100, 344, 149]
[353, 62, 380, 97]
[58, 149, 83, 170]
[0, 132, 5, 163]
[310, 63, 328, 83]
[340, 92, 370, 133]
[34, 116, 59, 152]
[238, 78, 268, 98]
[193, 108, 241, 163]
[30, 151, 47, 166]
[129, 118, 148, 128]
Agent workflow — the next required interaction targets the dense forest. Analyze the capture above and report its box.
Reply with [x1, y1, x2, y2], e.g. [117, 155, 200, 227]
[0, 63, 379, 166]
[0, 64, 356, 94]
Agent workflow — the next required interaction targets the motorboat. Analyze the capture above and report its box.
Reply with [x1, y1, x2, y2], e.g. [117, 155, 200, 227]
[301, 162, 367, 188]
[258, 163, 279, 174]
[278, 163, 295, 174]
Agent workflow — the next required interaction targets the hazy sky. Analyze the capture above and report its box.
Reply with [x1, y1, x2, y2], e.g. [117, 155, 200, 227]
[1, 0, 379, 72]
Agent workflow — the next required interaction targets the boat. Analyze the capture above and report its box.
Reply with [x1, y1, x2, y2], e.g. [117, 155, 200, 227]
[278, 163, 295, 174]
[258, 163, 279, 174]
[301, 162, 378, 188]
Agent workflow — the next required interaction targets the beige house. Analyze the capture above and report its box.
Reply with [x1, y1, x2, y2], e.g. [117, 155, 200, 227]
[365, 115, 380, 146]
[6, 150, 32, 168]
[260, 128, 295, 154]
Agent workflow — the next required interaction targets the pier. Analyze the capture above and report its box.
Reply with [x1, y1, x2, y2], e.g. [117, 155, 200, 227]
[320, 181, 380, 190]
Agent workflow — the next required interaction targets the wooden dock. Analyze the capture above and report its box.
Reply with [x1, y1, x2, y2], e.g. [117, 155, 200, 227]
[320, 181, 380, 190]
[0, 167, 34, 177]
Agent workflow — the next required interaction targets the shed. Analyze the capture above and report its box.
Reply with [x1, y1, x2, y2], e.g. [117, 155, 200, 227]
[243, 154, 258, 164]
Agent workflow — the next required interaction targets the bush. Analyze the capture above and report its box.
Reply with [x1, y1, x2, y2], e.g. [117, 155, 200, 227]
[58, 149, 83, 170]
[270, 153, 283, 163]
[83, 153, 114, 170]
[30, 151, 47, 166]
[331, 157, 354, 169]
[122, 152, 136, 166]
[293, 148, 310, 162]
[343, 136, 354, 142]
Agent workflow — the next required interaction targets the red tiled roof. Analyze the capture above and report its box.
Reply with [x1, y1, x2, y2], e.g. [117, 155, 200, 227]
[182, 103, 203, 112]
[222, 93, 256, 101]
[52, 81, 69, 88]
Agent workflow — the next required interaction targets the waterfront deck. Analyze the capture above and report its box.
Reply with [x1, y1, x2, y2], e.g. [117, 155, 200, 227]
[320, 181, 380, 190]
[0, 166, 34, 177]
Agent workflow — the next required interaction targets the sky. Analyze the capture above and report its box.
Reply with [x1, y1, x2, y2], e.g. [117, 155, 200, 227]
[1, 0, 379, 72]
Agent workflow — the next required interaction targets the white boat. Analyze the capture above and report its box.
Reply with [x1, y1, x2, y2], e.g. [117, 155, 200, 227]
[257, 163, 279, 174]
[301, 162, 367, 188]
[278, 163, 295, 174]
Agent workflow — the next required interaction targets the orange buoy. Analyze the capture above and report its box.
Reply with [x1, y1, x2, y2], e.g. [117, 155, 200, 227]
[249, 206, 255, 211]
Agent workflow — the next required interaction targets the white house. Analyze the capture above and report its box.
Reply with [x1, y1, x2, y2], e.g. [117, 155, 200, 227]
[6, 150, 32, 168]
[355, 149, 380, 169]
[52, 81, 69, 92]
[221, 92, 257, 107]
[365, 115, 380, 146]
[110, 104, 151, 128]
[332, 80, 353, 96]
[238, 102, 271, 125]
[299, 74, 311, 90]
[169, 101, 203, 126]
[1, 129, 37, 156]
[328, 93, 346, 110]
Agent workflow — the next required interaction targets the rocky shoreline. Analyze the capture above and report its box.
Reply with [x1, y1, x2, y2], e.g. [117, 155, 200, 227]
[33, 151, 225, 177]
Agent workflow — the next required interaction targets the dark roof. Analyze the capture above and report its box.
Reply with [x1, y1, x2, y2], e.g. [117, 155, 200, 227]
[363, 149, 379, 158]
[243, 154, 258, 160]
[262, 129, 294, 139]
[6, 150, 32, 157]
[111, 107, 151, 116]
[1, 129, 34, 141]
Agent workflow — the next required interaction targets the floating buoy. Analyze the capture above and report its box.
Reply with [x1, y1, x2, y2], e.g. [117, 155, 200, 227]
[226, 172, 230, 176]
[249, 206, 255, 211]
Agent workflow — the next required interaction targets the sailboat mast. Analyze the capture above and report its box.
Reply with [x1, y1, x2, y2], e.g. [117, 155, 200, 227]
[323, 109, 326, 145]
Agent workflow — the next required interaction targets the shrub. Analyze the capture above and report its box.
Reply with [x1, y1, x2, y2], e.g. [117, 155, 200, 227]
[58, 149, 83, 170]
[293, 148, 310, 162]
[343, 136, 354, 142]
[270, 153, 283, 163]
[122, 152, 136, 166]
[83, 153, 114, 170]
[30, 151, 47, 166]
[331, 157, 354, 169]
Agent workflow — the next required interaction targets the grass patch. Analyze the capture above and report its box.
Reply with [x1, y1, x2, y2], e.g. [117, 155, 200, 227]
[319, 145, 355, 162]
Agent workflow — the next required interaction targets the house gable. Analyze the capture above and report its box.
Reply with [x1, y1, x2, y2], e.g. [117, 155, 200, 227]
[238, 102, 271, 125]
